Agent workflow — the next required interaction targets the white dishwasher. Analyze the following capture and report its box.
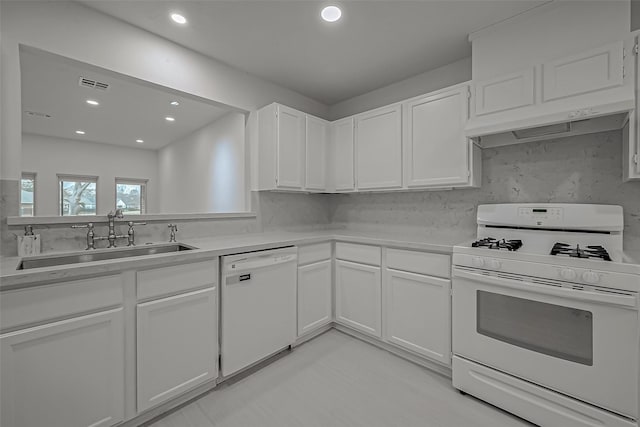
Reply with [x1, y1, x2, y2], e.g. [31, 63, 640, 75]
[221, 246, 297, 377]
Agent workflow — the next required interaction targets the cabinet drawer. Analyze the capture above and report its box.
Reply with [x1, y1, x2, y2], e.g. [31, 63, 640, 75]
[137, 260, 216, 301]
[335, 243, 381, 266]
[386, 248, 450, 278]
[298, 243, 332, 265]
[1, 274, 123, 331]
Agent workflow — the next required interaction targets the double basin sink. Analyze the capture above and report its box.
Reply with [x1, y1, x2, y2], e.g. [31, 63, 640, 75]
[17, 243, 196, 270]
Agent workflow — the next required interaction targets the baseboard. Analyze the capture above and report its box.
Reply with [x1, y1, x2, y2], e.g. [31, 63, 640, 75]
[122, 379, 218, 427]
[123, 323, 449, 426]
[293, 323, 333, 347]
[332, 323, 452, 379]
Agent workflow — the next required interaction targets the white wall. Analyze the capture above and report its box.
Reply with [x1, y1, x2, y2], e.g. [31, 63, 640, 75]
[158, 113, 246, 213]
[22, 134, 159, 216]
[328, 57, 471, 120]
[470, 1, 630, 81]
[0, 0, 330, 181]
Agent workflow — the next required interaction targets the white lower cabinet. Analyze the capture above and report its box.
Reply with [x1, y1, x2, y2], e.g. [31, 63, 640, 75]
[1, 308, 125, 427]
[384, 269, 451, 365]
[298, 259, 332, 336]
[335, 259, 382, 338]
[136, 287, 218, 413]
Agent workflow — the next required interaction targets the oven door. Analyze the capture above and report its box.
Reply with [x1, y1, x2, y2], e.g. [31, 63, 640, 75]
[452, 267, 639, 419]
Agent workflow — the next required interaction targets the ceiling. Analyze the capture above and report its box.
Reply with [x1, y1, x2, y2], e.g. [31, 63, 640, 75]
[78, 0, 549, 106]
[21, 47, 234, 150]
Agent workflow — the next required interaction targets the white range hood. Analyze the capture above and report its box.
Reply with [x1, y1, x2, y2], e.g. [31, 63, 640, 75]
[465, 40, 635, 148]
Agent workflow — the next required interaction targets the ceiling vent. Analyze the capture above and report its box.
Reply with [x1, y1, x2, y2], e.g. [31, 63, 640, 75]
[79, 77, 109, 91]
[24, 110, 52, 118]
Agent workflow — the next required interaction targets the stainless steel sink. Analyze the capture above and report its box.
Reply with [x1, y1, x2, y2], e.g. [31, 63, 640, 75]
[17, 243, 197, 270]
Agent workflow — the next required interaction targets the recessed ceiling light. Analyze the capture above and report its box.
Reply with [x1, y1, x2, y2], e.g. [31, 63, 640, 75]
[321, 5, 342, 22]
[165, 116, 175, 122]
[170, 101, 180, 106]
[75, 130, 86, 135]
[170, 13, 187, 24]
[136, 139, 144, 144]
[86, 99, 99, 106]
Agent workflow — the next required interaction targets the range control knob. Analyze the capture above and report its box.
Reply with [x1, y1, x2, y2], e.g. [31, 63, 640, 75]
[559, 268, 577, 281]
[472, 257, 485, 268]
[488, 259, 502, 270]
[582, 271, 600, 284]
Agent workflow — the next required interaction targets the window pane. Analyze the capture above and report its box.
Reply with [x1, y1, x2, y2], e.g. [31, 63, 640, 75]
[59, 179, 97, 216]
[20, 175, 35, 217]
[477, 290, 593, 365]
[116, 182, 145, 214]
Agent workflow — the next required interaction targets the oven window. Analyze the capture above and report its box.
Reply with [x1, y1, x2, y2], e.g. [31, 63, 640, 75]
[477, 291, 593, 365]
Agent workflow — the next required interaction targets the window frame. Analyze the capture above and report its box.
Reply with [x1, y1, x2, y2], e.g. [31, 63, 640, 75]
[57, 174, 99, 216]
[115, 177, 148, 215]
[20, 172, 37, 217]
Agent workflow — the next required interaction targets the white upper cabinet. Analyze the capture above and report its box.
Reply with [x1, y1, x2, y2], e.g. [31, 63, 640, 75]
[330, 117, 355, 191]
[355, 104, 402, 190]
[474, 68, 535, 117]
[542, 41, 623, 102]
[404, 84, 479, 188]
[305, 115, 328, 191]
[624, 33, 640, 181]
[276, 105, 306, 189]
[257, 103, 306, 190]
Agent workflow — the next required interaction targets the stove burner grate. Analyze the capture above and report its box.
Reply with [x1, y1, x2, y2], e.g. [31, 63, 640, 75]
[472, 238, 523, 251]
[550, 243, 612, 261]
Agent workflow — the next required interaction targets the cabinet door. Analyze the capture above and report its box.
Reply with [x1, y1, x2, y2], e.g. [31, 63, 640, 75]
[276, 104, 306, 189]
[404, 86, 471, 187]
[1, 308, 124, 427]
[298, 259, 332, 336]
[335, 260, 382, 337]
[384, 269, 451, 365]
[305, 115, 328, 191]
[355, 105, 402, 190]
[542, 41, 623, 102]
[137, 287, 218, 413]
[475, 68, 535, 116]
[332, 117, 355, 191]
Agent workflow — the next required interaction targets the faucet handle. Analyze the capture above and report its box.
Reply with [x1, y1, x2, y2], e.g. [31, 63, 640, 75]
[168, 224, 178, 242]
[72, 223, 94, 230]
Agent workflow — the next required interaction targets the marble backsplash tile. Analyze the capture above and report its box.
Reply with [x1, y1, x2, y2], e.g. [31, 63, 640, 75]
[1, 191, 332, 256]
[2, 129, 639, 256]
[328, 130, 640, 251]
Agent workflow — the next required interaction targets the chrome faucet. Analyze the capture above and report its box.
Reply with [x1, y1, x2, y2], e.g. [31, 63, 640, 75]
[71, 222, 96, 250]
[168, 224, 178, 242]
[72, 209, 146, 249]
[101, 209, 125, 248]
[126, 220, 147, 246]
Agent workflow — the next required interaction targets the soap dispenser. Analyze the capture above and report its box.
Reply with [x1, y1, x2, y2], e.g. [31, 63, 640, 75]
[18, 225, 41, 257]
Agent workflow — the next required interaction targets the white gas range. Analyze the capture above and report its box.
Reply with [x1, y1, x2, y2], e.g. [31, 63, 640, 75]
[452, 204, 640, 427]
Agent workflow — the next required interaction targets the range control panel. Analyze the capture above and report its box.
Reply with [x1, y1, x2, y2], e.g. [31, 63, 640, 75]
[517, 206, 564, 225]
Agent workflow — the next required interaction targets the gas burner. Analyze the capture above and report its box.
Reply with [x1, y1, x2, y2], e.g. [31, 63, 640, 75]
[472, 238, 523, 251]
[550, 243, 612, 261]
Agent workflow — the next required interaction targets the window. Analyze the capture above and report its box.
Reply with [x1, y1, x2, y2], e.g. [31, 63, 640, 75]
[115, 178, 147, 215]
[20, 172, 36, 217]
[58, 175, 98, 216]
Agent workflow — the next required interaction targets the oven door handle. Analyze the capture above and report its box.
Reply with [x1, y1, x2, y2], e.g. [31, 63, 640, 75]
[453, 268, 638, 309]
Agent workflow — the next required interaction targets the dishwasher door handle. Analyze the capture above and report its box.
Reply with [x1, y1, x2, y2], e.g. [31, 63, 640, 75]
[226, 273, 253, 285]
[226, 253, 297, 273]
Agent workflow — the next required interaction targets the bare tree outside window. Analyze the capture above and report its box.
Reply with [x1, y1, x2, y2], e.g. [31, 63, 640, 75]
[58, 175, 98, 216]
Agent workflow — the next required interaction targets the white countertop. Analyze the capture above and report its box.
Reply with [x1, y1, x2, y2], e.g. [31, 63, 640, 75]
[0, 230, 461, 290]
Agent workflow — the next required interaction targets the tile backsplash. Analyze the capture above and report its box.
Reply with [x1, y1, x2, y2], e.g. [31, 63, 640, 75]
[328, 130, 640, 251]
[2, 129, 639, 256]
